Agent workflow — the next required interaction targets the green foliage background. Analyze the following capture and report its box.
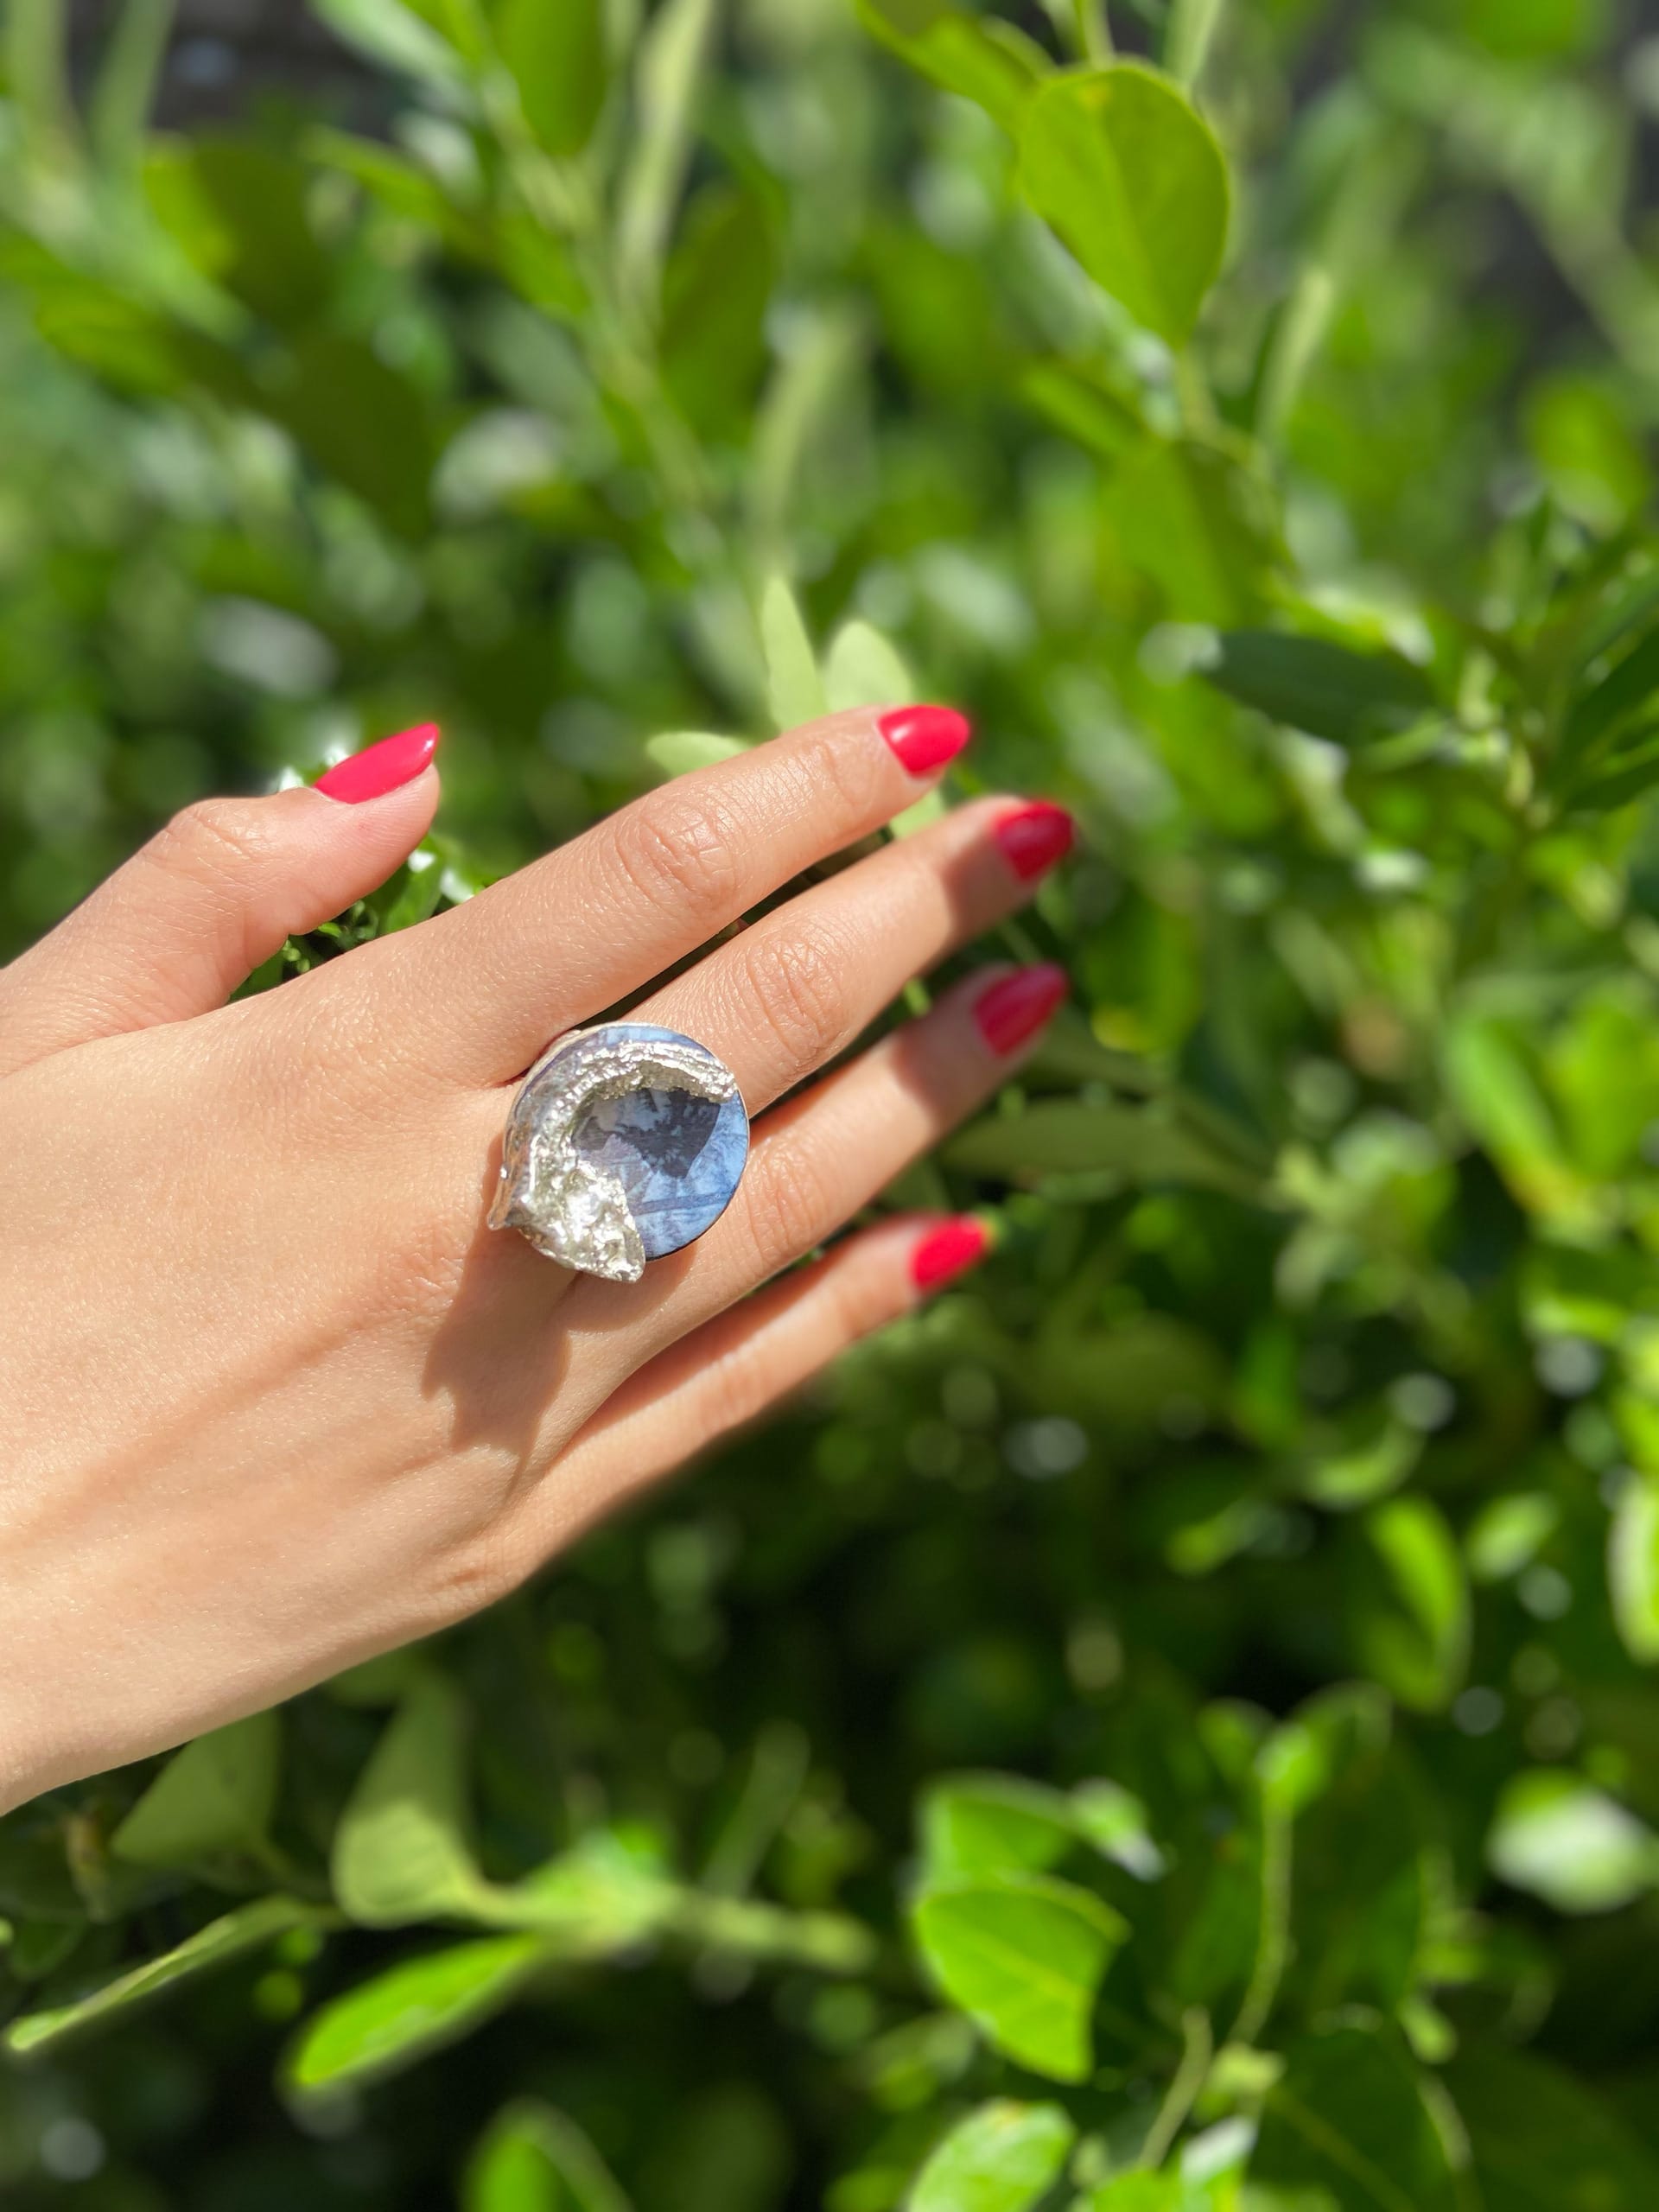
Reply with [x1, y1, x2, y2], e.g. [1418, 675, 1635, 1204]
[5, 0, 1659, 2204]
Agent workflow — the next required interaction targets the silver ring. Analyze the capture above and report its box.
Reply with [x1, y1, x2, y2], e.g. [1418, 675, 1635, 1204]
[488, 1023, 750, 1283]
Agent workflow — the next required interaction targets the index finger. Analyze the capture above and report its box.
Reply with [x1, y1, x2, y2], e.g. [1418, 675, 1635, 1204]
[369, 703, 969, 1085]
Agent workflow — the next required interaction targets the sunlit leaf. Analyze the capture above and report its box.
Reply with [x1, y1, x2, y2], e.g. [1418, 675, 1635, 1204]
[1016, 65, 1230, 346]
[284, 1934, 550, 2098]
[332, 1675, 490, 1927]
[912, 1874, 1127, 2083]
[111, 1712, 281, 1869]
[907, 2100, 1076, 2212]
[1489, 1770, 1659, 1915]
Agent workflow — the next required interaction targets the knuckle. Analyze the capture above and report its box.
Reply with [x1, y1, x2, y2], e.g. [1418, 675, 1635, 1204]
[737, 921, 854, 1078]
[792, 720, 886, 823]
[157, 798, 280, 886]
[607, 790, 743, 934]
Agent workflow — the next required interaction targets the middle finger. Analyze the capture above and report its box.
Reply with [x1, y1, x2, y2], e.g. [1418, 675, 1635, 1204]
[626, 794, 1073, 1117]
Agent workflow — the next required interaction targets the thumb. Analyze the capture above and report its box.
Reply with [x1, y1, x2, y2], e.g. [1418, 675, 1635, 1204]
[0, 725, 442, 1079]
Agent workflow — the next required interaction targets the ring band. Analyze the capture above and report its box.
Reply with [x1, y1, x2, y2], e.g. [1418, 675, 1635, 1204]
[488, 1023, 750, 1282]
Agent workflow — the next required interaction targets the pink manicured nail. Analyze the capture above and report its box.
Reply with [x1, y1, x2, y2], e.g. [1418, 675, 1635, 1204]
[316, 723, 441, 804]
[879, 705, 971, 777]
[975, 964, 1069, 1056]
[994, 802, 1075, 882]
[911, 1217, 990, 1293]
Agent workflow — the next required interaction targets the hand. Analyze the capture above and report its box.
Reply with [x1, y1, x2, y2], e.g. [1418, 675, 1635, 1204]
[0, 711, 1072, 1812]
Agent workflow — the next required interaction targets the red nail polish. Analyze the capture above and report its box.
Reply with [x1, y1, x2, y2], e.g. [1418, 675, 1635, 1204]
[316, 723, 441, 804]
[879, 705, 971, 777]
[995, 802, 1075, 883]
[975, 964, 1069, 1056]
[911, 1217, 990, 1293]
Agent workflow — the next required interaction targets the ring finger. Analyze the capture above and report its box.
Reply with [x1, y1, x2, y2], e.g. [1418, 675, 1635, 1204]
[557, 958, 1068, 1371]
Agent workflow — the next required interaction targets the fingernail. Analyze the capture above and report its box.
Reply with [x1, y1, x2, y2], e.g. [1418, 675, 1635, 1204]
[975, 964, 1069, 1056]
[879, 705, 971, 778]
[911, 1216, 990, 1294]
[994, 801, 1075, 883]
[316, 723, 441, 804]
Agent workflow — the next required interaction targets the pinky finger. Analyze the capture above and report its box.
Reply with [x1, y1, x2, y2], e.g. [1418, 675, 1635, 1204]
[509, 1215, 991, 1562]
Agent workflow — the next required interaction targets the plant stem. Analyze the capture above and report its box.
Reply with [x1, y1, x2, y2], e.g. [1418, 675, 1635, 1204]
[1078, 0, 1115, 59]
[1141, 2007, 1214, 2171]
[1230, 1798, 1292, 2047]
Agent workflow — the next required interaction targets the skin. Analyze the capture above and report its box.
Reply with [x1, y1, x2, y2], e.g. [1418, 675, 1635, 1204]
[0, 709, 1066, 1815]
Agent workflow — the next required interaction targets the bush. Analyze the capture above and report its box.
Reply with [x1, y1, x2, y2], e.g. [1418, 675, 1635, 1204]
[4, 0, 1659, 2205]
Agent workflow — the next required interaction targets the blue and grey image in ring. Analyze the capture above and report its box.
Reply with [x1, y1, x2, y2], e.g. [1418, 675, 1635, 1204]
[569, 1023, 751, 1262]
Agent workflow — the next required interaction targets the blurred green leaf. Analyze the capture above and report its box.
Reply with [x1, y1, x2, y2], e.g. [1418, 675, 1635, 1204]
[945, 1101, 1265, 1200]
[497, 0, 607, 157]
[111, 1712, 281, 1869]
[1017, 66, 1230, 346]
[1489, 1770, 1659, 1915]
[332, 1675, 490, 1926]
[1203, 631, 1439, 746]
[1251, 2023, 1460, 2210]
[907, 2100, 1077, 2212]
[284, 1933, 550, 2099]
[920, 1776, 1078, 1881]
[662, 187, 779, 435]
[3, 1896, 329, 2060]
[1353, 1497, 1471, 1714]
[308, 0, 469, 85]
[645, 731, 753, 777]
[1611, 1476, 1659, 1664]
[464, 2098, 633, 2212]
[855, 1, 1047, 137]
[913, 1874, 1127, 2083]
[760, 574, 827, 733]
[1446, 2045, 1659, 2209]
[615, 0, 717, 302]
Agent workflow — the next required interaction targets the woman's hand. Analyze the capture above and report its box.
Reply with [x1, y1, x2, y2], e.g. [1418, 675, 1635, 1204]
[0, 711, 1071, 1813]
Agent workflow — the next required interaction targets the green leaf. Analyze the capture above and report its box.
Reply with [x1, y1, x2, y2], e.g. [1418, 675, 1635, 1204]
[1446, 2045, 1659, 2210]
[908, 2100, 1077, 2212]
[824, 619, 917, 714]
[111, 1711, 282, 1869]
[1611, 1475, 1659, 1663]
[912, 1873, 1127, 2083]
[645, 731, 753, 778]
[332, 1675, 491, 1926]
[307, 0, 468, 87]
[464, 2098, 633, 2212]
[760, 575, 827, 733]
[1099, 435, 1277, 626]
[1074, 2177, 1182, 2209]
[1203, 631, 1439, 746]
[615, 0, 719, 303]
[855, 1, 1047, 136]
[661, 187, 779, 435]
[921, 1776, 1080, 1882]
[3, 1897, 328, 2061]
[496, 0, 607, 156]
[284, 1934, 550, 2099]
[269, 332, 434, 537]
[1020, 359, 1144, 464]
[1352, 1497, 1470, 1713]
[1560, 626, 1659, 773]
[1488, 1770, 1659, 1914]
[1252, 2023, 1461, 2212]
[944, 1102, 1264, 1201]
[1017, 65, 1230, 346]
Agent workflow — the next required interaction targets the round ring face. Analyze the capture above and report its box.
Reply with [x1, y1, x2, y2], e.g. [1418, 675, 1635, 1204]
[489, 1024, 749, 1282]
